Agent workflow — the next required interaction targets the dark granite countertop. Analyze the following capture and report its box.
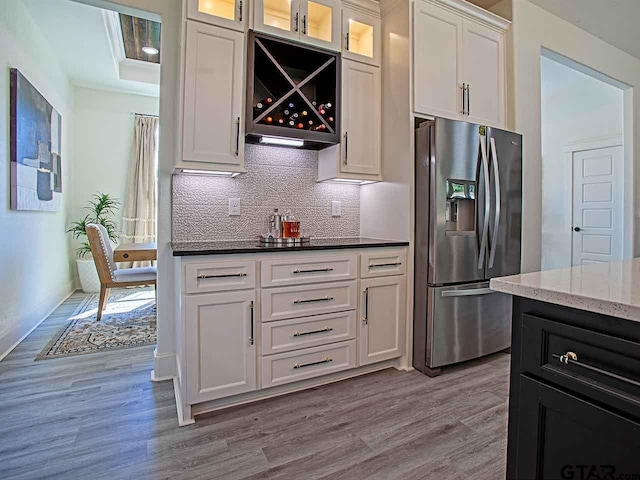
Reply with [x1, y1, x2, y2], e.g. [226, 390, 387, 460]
[171, 237, 409, 256]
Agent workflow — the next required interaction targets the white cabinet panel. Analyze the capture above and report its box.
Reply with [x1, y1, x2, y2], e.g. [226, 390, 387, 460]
[261, 310, 357, 355]
[359, 276, 406, 366]
[261, 254, 357, 287]
[413, 0, 462, 119]
[463, 20, 504, 127]
[185, 260, 256, 294]
[261, 281, 357, 322]
[261, 340, 356, 387]
[187, 0, 246, 31]
[186, 290, 257, 403]
[182, 22, 245, 169]
[341, 60, 381, 176]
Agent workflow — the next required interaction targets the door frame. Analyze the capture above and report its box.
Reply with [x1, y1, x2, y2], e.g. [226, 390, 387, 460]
[564, 135, 625, 266]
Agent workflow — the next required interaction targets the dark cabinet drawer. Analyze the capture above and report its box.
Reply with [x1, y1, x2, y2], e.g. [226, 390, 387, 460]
[512, 375, 640, 480]
[522, 313, 640, 416]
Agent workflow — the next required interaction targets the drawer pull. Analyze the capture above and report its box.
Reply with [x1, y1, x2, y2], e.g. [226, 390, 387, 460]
[369, 262, 402, 268]
[293, 296, 334, 304]
[198, 273, 247, 279]
[293, 357, 333, 369]
[552, 352, 640, 389]
[293, 327, 334, 337]
[293, 268, 334, 274]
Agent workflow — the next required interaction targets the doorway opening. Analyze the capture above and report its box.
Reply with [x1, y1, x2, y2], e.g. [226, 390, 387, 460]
[540, 50, 627, 270]
[22, 0, 161, 357]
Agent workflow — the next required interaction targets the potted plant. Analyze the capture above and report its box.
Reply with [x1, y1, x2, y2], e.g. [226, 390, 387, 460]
[67, 193, 120, 293]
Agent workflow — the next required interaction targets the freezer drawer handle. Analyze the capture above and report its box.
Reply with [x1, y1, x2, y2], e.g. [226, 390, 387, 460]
[369, 262, 402, 268]
[552, 352, 640, 389]
[441, 287, 496, 297]
[293, 327, 334, 337]
[294, 357, 333, 369]
[294, 296, 334, 304]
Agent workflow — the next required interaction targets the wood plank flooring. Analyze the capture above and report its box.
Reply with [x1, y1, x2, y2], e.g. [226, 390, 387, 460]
[0, 291, 510, 480]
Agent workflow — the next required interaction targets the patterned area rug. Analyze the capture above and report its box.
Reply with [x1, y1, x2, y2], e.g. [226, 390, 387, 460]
[36, 287, 156, 360]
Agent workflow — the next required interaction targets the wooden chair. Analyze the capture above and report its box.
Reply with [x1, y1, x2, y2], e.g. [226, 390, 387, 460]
[86, 224, 157, 321]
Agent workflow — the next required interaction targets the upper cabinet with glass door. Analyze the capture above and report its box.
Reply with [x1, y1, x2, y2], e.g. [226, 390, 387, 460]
[342, 7, 381, 66]
[253, 0, 341, 51]
[187, 0, 247, 31]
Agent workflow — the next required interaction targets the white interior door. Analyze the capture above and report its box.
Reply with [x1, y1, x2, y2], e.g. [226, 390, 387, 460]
[572, 145, 624, 266]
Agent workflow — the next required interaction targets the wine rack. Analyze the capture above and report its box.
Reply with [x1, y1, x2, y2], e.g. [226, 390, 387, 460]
[246, 30, 341, 149]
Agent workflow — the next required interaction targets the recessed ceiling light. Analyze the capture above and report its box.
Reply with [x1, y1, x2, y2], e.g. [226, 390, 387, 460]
[142, 46, 159, 55]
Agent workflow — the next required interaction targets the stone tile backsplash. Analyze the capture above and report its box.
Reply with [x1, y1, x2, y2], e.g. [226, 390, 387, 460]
[172, 144, 360, 241]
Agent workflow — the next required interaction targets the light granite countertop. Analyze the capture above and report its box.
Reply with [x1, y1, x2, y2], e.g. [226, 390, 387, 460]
[490, 258, 640, 322]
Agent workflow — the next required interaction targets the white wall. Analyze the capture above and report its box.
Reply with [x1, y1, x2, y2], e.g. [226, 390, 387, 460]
[71, 87, 159, 245]
[540, 57, 623, 270]
[511, 0, 640, 272]
[0, 0, 76, 359]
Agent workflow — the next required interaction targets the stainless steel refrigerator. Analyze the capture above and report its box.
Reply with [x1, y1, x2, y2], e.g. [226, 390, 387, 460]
[413, 117, 522, 376]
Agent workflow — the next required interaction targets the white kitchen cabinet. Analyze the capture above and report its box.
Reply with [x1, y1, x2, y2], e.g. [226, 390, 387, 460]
[185, 290, 257, 403]
[181, 21, 246, 172]
[462, 19, 504, 127]
[187, 0, 246, 31]
[359, 275, 406, 366]
[342, 7, 381, 67]
[318, 59, 381, 181]
[253, 0, 341, 51]
[412, 0, 508, 127]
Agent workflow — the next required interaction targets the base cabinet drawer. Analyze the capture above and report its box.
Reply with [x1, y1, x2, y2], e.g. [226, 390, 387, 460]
[261, 281, 357, 322]
[261, 255, 357, 287]
[185, 260, 256, 293]
[360, 249, 407, 278]
[261, 340, 357, 388]
[261, 311, 357, 355]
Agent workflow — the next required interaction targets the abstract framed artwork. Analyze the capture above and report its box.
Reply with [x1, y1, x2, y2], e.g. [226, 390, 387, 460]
[10, 68, 63, 211]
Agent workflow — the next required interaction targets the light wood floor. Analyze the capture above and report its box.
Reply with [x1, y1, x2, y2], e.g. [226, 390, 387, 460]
[0, 291, 510, 480]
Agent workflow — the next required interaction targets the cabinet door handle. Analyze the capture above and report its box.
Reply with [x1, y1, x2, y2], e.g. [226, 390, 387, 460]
[294, 12, 299, 32]
[293, 327, 333, 337]
[369, 262, 402, 268]
[294, 357, 333, 369]
[363, 287, 369, 325]
[198, 273, 247, 279]
[302, 15, 307, 34]
[234, 116, 240, 156]
[294, 296, 334, 304]
[466, 84, 470, 115]
[238, 0, 243, 21]
[552, 352, 640, 389]
[345, 32, 350, 51]
[293, 267, 334, 274]
[249, 301, 254, 346]
[460, 83, 466, 115]
[343, 132, 348, 165]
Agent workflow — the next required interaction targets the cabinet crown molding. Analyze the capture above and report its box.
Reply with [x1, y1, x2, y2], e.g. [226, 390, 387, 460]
[422, 0, 511, 31]
[342, 0, 382, 17]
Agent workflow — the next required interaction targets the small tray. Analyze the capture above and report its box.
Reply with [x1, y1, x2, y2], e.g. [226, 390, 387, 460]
[259, 235, 310, 246]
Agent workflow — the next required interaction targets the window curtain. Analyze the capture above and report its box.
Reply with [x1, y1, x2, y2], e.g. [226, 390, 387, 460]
[121, 114, 158, 268]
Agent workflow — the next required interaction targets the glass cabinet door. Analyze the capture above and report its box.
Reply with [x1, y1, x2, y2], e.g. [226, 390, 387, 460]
[187, 0, 245, 32]
[342, 8, 381, 66]
[254, 0, 301, 41]
[300, 0, 341, 51]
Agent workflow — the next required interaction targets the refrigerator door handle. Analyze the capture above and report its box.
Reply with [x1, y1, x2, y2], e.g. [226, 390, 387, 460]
[478, 135, 490, 270]
[488, 137, 501, 269]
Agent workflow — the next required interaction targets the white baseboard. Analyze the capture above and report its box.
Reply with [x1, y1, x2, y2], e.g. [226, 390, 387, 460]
[173, 376, 195, 426]
[0, 282, 75, 362]
[151, 348, 176, 381]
